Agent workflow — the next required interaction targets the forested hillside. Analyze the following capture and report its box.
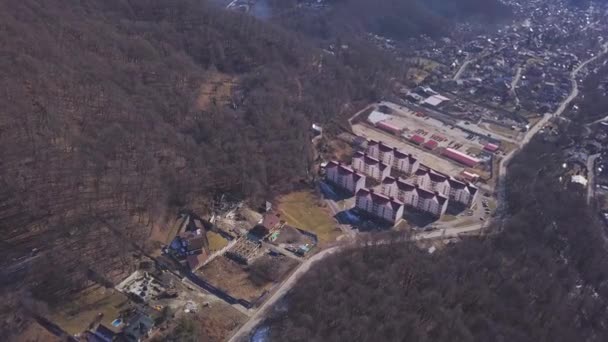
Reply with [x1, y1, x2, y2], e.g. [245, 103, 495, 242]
[0, 0, 397, 330]
[271, 0, 511, 41]
[267, 123, 608, 341]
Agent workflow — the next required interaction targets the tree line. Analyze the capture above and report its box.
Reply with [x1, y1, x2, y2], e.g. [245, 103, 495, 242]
[266, 121, 608, 342]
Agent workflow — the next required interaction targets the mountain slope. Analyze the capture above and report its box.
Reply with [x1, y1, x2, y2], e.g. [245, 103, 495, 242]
[0, 0, 395, 327]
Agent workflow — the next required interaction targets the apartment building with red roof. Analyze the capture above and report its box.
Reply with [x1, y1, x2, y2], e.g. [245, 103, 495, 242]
[381, 176, 448, 217]
[367, 139, 420, 175]
[415, 166, 451, 197]
[325, 161, 366, 195]
[355, 188, 405, 225]
[447, 178, 479, 207]
[352, 152, 391, 181]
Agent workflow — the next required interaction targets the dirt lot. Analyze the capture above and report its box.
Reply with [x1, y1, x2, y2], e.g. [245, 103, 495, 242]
[198, 256, 273, 302]
[48, 285, 132, 335]
[277, 191, 342, 243]
[273, 225, 316, 246]
[12, 321, 62, 342]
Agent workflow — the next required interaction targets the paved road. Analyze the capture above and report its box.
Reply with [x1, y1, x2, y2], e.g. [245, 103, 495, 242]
[453, 58, 473, 80]
[228, 41, 608, 342]
[587, 153, 601, 204]
[226, 222, 490, 342]
[497, 43, 608, 198]
[227, 246, 341, 342]
[510, 66, 522, 105]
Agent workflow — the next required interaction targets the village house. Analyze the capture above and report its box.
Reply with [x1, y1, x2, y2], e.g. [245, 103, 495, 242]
[448, 178, 479, 207]
[355, 188, 405, 225]
[352, 152, 391, 181]
[325, 161, 366, 194]
[415, 166, 451, 197]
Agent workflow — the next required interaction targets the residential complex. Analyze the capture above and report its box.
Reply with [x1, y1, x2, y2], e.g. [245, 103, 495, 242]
[352, 152, 391, 181]
[415, 167, 451, 197]
[325, 161, 366, 194]
[326, 139, 479, 225]
[355, 188, 405, 224]
[447, 178, 479, 207]
[367, 139, 420, 175]
[380, 177, 448, 217]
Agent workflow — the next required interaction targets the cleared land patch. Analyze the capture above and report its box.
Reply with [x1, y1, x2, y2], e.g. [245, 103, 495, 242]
[277, 191, 341, 243]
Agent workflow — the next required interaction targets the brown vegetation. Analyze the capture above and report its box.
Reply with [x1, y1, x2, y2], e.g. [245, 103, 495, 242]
[267, 123, 608, 341]
[0, 0, 394, 334]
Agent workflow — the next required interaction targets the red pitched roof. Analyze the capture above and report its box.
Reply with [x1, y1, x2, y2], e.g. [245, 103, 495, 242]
[382, 176, 397, 185]
[394, 149, 408, 158]
[467, 184, 478, 195]
[337, 164, 355, 175]
[442, 148, 480, 167]
[484, 143, 499, 152]
[429, 170, 448, 182]
[379, 142, 393, 152]
[424, 140, 438, 150]
[356, 188, 371, 197]
[410, 135, 425, 144]
[448, 177, 467, 189]
[396, 179, 416, 191]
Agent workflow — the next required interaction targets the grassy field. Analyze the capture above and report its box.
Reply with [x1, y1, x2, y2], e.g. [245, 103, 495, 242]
[277, 191, 341, 243]
[49, 285, 132, 335]
[207, 231, 229, 252]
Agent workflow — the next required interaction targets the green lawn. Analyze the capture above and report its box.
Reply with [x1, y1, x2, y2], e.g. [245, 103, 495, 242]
[277, 191, 341, 243]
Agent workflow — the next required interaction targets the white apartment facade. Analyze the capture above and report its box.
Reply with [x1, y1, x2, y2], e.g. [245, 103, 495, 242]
[381, 176, 448, 217]
[352, 152, 391, 181]
[415, 167, 451, 197]
[325, 161, 366, 194]
[447, 178, 478, 207]
[355, 188, 405, 225]
[367, 140, 420, 175]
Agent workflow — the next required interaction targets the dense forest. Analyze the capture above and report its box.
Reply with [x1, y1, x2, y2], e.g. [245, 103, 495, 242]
[266, 123, 608, 341]
[0, 0, 398, 334]
[270, 0, 511, 41]
[0, 0, 583, 339]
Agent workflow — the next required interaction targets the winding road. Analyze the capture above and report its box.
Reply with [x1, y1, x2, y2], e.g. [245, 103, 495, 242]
[497, 43, 608, 202]
[229, 41, 608, 342]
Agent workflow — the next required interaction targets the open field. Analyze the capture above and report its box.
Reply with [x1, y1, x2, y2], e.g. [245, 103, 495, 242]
[48, 285, 132, 335]
[207, 231, 229, 252]
[15, 321, 62, 342]
[277, 191, 342, 243]
[197, 301, 247, 342]
[481, 122, 521, 140]
[198, 256, 273, 302]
